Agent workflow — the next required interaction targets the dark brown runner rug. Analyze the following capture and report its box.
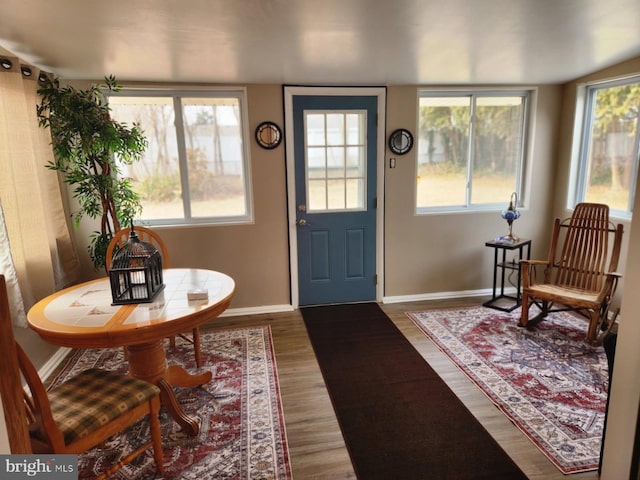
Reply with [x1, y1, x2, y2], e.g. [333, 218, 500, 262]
[302, 302, 528, 480]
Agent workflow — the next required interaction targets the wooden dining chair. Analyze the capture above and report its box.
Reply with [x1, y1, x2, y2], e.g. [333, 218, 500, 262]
[0, 275, 164, 479]
[519, 203, 624, 344]
[106, 225, 203, 367]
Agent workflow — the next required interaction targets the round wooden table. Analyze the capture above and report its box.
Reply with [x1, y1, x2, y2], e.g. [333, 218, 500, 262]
[27, 268, 235, 436]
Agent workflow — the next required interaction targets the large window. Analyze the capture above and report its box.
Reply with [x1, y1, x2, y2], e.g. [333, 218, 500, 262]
[574, 76, 640, 218]
[416, 90, 531, 212]
[107, 89, 252, 225]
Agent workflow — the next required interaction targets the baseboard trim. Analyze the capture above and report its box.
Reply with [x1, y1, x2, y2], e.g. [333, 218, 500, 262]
[382, 287, 517, 304]
[221, 304, 296, 317]
[40, 346, 72, 382]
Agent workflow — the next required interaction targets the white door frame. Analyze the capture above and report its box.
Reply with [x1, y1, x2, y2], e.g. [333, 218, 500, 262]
[284, 86, 386, 308]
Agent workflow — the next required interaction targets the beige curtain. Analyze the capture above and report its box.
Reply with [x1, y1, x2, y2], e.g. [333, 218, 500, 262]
[0, 56, 80, 314]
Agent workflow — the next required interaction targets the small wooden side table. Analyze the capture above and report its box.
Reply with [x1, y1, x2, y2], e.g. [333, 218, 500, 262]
[483, 239, 531, 312]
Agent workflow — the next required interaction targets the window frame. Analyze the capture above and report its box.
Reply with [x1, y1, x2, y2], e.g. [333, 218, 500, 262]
[572, 75, 640, 220]
[416, 88, 533, 215]
[106, 86, 254, 227]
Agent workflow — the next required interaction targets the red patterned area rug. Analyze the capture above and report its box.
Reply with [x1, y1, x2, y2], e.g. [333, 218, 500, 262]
[48, 326, 292, 480]
[406, 306, 608, 474]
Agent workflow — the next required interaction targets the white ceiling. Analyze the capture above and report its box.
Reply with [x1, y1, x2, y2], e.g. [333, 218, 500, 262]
[1, 0, 640, 85]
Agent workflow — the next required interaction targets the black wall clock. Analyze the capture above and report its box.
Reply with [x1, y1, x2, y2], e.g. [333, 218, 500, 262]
[255, 121, 282, 149]
[388, 128, 414, 155]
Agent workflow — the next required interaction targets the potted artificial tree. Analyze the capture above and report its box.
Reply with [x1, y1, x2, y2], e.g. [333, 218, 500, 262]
[37, 75, 147, 270]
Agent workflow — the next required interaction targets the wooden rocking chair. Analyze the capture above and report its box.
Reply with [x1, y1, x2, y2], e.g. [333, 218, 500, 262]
[519, 203, 623, 344]
[107, 226, 203, 367]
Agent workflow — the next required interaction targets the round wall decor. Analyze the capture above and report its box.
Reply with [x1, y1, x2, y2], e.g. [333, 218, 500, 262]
[388, 128, 414, 155]
[255, 121, 282, 149]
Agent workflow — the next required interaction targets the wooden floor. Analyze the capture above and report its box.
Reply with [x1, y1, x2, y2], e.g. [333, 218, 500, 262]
[208, 298, 601, 480]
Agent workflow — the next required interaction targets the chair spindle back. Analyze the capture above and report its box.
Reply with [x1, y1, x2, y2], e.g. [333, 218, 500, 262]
[552, 203, 614, 291]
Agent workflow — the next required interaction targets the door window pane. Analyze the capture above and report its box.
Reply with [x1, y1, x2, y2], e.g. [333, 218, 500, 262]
[327, 179, 346, 209]
[308, 180, 327, 210]
[306, 114, 326, 146]
[326, 114, 345, 145]
[304, 110, 367, 212]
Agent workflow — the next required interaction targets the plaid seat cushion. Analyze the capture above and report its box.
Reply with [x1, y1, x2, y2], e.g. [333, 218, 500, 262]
[46, 368, 160, 445]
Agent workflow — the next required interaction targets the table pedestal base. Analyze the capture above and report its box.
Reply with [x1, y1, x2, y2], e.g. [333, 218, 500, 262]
[126, 340, 212, 436]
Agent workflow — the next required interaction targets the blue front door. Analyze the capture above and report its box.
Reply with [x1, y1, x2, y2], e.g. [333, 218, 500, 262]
[293, 95, 378, 306]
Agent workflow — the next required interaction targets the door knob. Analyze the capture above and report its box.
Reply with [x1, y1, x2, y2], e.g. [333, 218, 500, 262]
[296, 219, 309, 227]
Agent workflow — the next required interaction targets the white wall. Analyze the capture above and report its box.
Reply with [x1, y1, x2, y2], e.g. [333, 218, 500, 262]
[601, 181, 640, 478]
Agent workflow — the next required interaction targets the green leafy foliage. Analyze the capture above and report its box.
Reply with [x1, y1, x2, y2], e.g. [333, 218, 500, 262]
[36, 75, 147, 270]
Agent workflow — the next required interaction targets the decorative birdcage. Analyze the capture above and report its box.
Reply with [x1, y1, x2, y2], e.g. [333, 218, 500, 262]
[109, 226, 164, 305]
